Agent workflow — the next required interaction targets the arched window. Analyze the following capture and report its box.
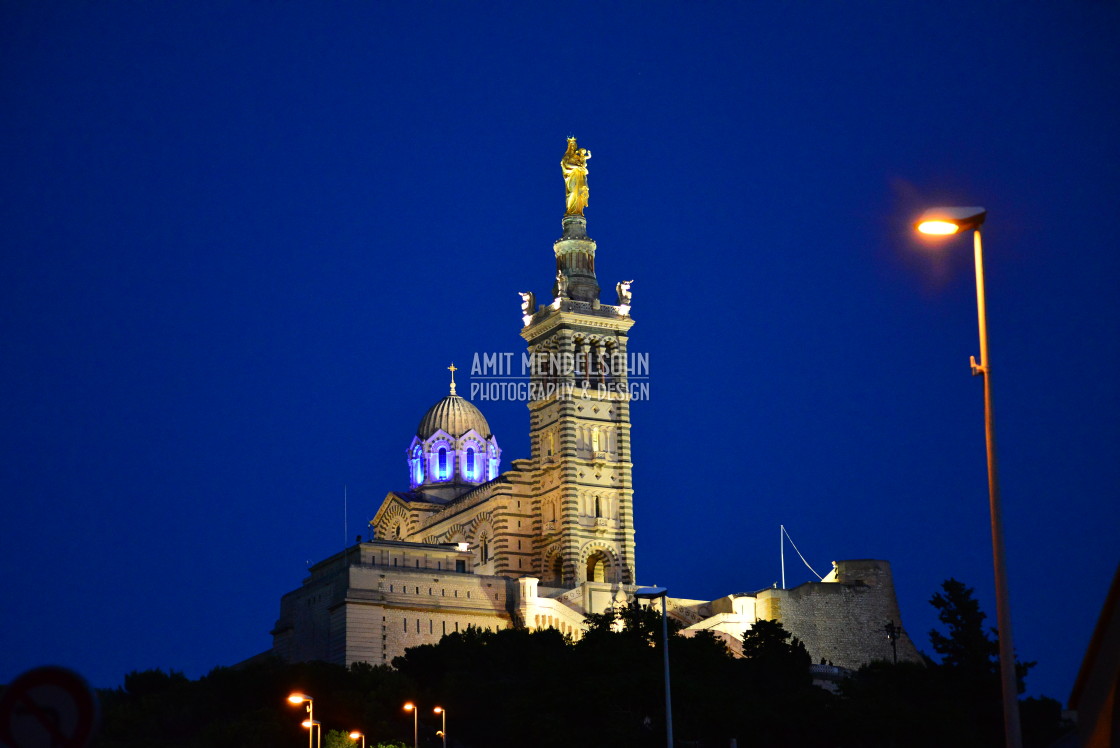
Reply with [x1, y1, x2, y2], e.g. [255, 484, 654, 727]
[466, 447, 475, 479]
[479, 536, 490, 564]
[594, 495, 602, 518]
[438, 447, 448, 479]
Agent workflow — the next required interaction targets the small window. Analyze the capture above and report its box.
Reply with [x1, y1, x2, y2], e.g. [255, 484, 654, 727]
[466, 447, 475, 478]
[438, 447, 448, 478]
[455, 560, 466, 573]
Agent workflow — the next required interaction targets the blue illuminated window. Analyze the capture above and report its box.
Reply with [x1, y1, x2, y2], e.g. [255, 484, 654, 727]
[466, 448, 475, 479]
[438, 447, 448, 479]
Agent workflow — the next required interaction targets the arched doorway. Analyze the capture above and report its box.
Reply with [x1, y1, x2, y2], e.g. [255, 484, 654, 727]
[586, 551, 610, 583]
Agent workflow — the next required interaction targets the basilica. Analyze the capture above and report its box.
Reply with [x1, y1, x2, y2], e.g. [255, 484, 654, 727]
[270, 140, 920, 672]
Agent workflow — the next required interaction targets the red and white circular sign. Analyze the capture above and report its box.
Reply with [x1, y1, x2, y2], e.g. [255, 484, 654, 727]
[0, 667, 97, 748]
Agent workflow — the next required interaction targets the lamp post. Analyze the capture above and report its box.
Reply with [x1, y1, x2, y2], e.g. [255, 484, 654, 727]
[884, 621, 899, 665]
[348, 731, 365, 748]
[635, 586, 674, 748]
[916, 206, 1022, 748]
[433, 706, 447, 748]
[288, 693, 315, 748]
[403, 702, 418, 748]
[301, 720, 321, 748]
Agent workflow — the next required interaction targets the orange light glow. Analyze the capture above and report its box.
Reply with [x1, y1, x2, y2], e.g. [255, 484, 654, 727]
[301, 720, 314, 728]
[434, 706, 444, 713]
[288, 694, 308, 704]
[403, 702, 415, 711]
[349, 732, 363, 739]
[917, 220, 961, 235]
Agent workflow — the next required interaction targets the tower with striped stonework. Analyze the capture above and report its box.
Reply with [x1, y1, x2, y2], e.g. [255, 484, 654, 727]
[520, 206, 636, 589]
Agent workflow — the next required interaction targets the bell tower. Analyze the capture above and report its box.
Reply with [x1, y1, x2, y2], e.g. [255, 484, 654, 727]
[521, 138, 636, 588]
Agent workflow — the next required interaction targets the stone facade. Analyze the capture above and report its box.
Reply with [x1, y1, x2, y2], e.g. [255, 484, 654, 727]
[271, 170, 922, 674]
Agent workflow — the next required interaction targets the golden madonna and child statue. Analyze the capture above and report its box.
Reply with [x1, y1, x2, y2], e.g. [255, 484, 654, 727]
[561, 137, 591, 216]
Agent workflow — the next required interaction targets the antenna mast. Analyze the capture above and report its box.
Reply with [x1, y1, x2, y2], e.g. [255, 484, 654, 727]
[780, 524, 786, 589]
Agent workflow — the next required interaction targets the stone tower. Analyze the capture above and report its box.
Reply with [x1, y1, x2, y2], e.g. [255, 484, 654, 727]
[521, 211, 637, 588]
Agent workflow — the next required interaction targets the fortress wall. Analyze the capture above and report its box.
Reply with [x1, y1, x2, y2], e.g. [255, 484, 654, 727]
[757, 559, 922, 670]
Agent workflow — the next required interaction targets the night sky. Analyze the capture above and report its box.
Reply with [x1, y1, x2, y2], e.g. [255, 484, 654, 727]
[2, 2, 1117, 705]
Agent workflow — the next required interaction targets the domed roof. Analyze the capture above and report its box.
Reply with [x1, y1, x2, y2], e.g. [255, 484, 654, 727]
[416, 394, 492, 439]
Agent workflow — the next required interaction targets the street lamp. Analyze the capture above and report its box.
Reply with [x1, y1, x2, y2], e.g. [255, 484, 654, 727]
[288, 693, 315, 748]
[301, 719, 321, 748]
[916, 206, 1022, 748]
[348, 731, 365, 748]
[403, 702, 418, 748]
[433, 706, 447, 748]
[635, 586, 674, 748]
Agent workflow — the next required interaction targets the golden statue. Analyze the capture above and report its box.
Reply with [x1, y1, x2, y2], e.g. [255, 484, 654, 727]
[561, 137, 591, 216]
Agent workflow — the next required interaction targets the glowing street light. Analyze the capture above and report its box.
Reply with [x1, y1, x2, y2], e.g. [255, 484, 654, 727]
[433, 706, 447, 748]
[915, 206, 1022, 748]
[302, 719, 321, 748]
[403, 702, 418, 748]
[348, 731, 365, 748]
[915, 206, 987, 236]
[635, 586, 674, 748]
[288, 693, 315, 748]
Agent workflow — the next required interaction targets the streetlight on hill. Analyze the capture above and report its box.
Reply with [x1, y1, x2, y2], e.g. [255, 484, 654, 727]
[301, 719, 321, 748]
[434, 706, 447, 748]
[287, 693, 315, 748]
[915, 206, 1022, 748]
[403, 702, 418, 748]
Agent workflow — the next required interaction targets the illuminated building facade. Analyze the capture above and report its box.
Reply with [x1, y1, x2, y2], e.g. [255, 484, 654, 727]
[271, 147, 921, 671]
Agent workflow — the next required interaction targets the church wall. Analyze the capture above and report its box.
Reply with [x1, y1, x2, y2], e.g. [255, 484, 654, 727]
[272, 569, 347, 664]
[274, 555, 518, 667]
[352, 565, 514, 665]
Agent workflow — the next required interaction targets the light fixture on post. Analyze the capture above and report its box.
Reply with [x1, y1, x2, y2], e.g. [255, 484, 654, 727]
[301, 719, 321, 748]
[287, 693, 315, 748]
[433, 706, 447, 748]
[916, 206, 1022, 748]
[634, 586, 674, 748]
[348, 731, 365, 748]
[403, 702, 418, 748]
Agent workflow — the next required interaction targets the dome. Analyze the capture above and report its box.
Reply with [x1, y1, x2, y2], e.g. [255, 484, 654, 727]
[416, 394, 491, 439]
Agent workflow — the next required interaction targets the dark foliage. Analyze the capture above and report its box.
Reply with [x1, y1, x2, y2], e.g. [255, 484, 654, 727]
[93, 658, 415, 748]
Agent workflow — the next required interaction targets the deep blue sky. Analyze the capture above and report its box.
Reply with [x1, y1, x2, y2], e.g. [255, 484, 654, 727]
[2, 2, 1117, 704]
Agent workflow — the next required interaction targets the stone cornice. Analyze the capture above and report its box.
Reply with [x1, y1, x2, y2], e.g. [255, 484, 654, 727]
[521, 306, 634, 340]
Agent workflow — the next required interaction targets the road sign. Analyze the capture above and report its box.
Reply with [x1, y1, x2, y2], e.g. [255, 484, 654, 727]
[0, 667, 97, 748]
